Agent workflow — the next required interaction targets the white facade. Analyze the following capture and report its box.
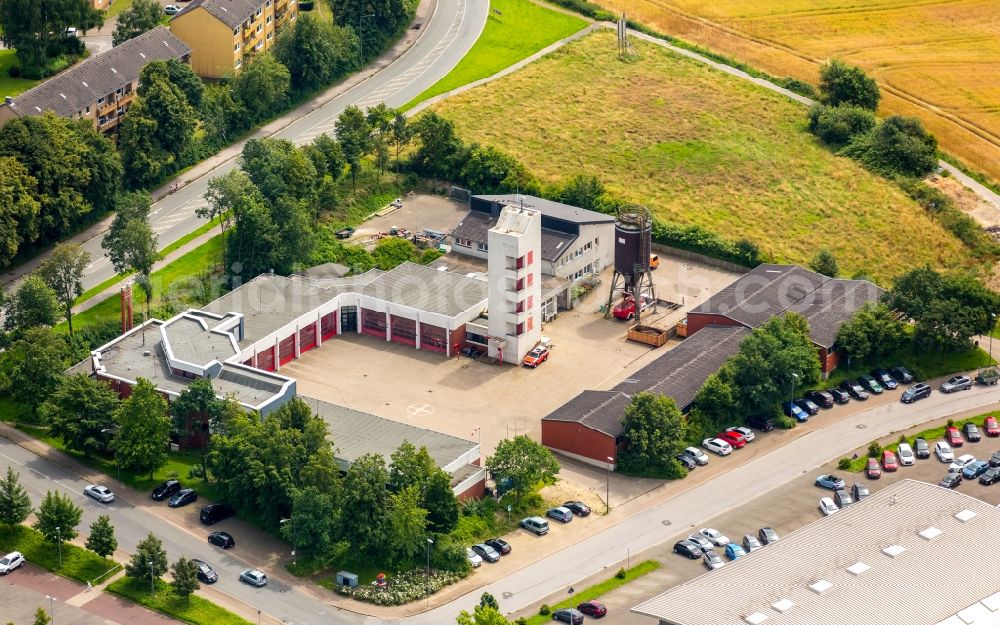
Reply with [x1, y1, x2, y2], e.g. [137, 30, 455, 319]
[487, 207, 542, 364]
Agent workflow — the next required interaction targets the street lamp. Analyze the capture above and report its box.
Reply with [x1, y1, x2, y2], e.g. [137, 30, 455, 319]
[280, 518, 296, 566]
[790, 372, 799, 418]
[45, 595, 54, 625]
[55, 526, 61, 567]
[358, 13, 375, 65]
[605, 456, 614, 514]
[425, 538, 434, 608]
[990, 313, 996, 366]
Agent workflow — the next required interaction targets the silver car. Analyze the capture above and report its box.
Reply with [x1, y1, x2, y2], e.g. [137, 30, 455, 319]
[940, 375, 972, 393]
[683, 447, 710, 465]
[239, 569, 267, 587]
[84, 485, 114, 503]
[742, 535, 762, 552]
[703, 551, 725, 570]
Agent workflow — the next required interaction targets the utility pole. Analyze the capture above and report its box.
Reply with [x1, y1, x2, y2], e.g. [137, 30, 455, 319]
[358, 13, 375, 66]
[605, 457, 614, 514]
[425, 538, 434, 608]
[56, 526, 62, 567]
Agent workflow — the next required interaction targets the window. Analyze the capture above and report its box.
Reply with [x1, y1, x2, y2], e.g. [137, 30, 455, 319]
[85, 105, 90, 113]
[526, 273, 533, 287]
[256, 24, 262, 33]
[515, 322, 524, 336]
[515, 300, 524, 314]
[515, 277, 524, 292]
[267, 15, 272, 23]
[267, 31, 273, 40]
[235, 42, 241, 51]
[235, 58, 242, 69]
[477, 242, 488, 252]
[233, 28, 239, 35]
[527, 316, 534, 332]
[97, 97, 105, 104]
[516, 255, 525, 270]
[256, 7, 262, 16]
[455, 237, 471, 248]
[527, 250, 533, 265]
[527, 295, 533, 310]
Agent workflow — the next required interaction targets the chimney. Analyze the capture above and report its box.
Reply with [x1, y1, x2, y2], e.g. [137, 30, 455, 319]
[121, 283, 134, 333]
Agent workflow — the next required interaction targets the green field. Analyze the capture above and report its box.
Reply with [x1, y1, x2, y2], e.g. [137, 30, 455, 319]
[431, 31, 981, 283]
[0, 50, 40, 97]
[405, 0, 585, 109]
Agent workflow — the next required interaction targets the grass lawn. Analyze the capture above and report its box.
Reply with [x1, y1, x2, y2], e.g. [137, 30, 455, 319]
[431, 31, 980, 283]
[108, 577, 253, 625]
[0, 525, 117, 584]
[524, 560, 660, 624]
[106, 0, 135, 20]
[404, 0, 586, 109]
[0, 49, 40, 97]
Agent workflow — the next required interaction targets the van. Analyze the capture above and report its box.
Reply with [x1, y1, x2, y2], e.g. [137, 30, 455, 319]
[519, 516, 549, 535]
[649, 254, 660, 269]
[747, 414, 775, 432]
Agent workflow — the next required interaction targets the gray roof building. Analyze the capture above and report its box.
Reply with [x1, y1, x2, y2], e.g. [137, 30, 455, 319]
[633, 479, 1000, 625]
[542, 390, 633, 438]
[451, 210, 579, 263]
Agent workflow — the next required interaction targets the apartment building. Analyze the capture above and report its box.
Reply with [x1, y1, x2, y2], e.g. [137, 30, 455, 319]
[170, 0, 298, 78]
[0, 26, 191, 135]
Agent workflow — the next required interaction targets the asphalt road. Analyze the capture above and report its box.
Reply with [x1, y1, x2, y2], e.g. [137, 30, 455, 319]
[69, 0, 488, 293]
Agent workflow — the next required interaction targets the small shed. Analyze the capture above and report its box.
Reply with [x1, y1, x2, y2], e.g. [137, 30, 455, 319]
[336, 571, 359, 588]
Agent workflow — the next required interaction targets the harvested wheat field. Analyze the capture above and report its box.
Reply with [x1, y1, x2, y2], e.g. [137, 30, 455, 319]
[595, 0, 1000, 184]
[432, 31, 979, 282]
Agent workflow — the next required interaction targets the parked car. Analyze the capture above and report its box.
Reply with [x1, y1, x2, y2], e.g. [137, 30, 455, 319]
[795, 398, 820, 416]
[724, 543, 746, 561]
[613, 295, 653, 321]
[239, 569, 267, 587]
[985, 416, 1000, 437]
[980, 467, 1000, 485]
[471, 543, 500, 563]
[829, 388, 851, 404]
[683, 447, 710, 465]
[676, 454, 696, 470]
[901, 383, 931, 404]
[727, 426, 755, 442]
[522, 346, 549, 367]
[208, 531, 235, 549]
[976, 366, 1000, 386]
[935, 441, 955, 462]
[839, 380, 869, 400]
[546, 507, 573, 523]
[577, 601, 607, 618]
[168, 488, 198, 508]
[0, 552, 24, 575]
[703, 551, 726, 570]
[882, 450, 898, 471]
[519, 517, 549, 535]
[782, 401, 809, 422]
[949, 454, 977, 473]
[552, 608, 585, 624]
[191, 559, 218, 584]
[897, 443, 915, 466]
[758, 527, 779, 545]
[164, 4, 180, 14]
[563, 501, 591, 517]
[857, 374, 884, 395]
[914, 437, 931, 459]
[964, 423, 982, 443]
[334, 227, 355, 239]
[466, 548, 482, 568]
[151, 480, 181, 501]
[990, 450, 1000, 468]
[673, 540, 703, 559]
[200, 503, 234, 525]
[852, 484, 870, 501]
[939, 473, 962, 489]
[717, 430, 747, 449]
[686, 534, 713, 552]
[742, 534, 762, 552]
[747, 414, 776, 431]
[819, 497, 839, 516]
[703, 438, 732, 456]
[946, 426, 964, 447]
[815, 474, 846, 490]
[871, 368, 898, 390]
[699, 528, 729, 547]
[84, 485, 114, 503]
[834, 489, 854, 508]
[941, 375, 973, 393]
[805, 390, 834, 408]
[963, 460, 990, 479]
[890, 366, 915, 383]
[485, 538, 511, 555]
[866, 458, 881, 480]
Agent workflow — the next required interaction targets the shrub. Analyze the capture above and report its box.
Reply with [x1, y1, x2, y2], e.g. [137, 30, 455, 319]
[837, 457, 852, 470]
[336, 569, 463, 605]
[776, 77, 818, 99]
[819, 60, 880, 111]
[516, 619, 528, 625]
[947, 419, 955, 427]
[775, 415, 797, 430]
[651, 221, 761, 267]
[540, 604, 551, 616]
[840, 116, 938, 178]
[431, 535, 471, 574]
[868, 441, 882, 458]
[616, 567, 626, 579]
[808, 104, 877, 147]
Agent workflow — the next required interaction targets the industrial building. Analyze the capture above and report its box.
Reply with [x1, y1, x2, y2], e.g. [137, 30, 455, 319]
[633, 479, 1000, 625]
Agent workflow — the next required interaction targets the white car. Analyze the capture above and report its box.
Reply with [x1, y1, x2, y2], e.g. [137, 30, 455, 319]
[935, 441, 954, 463]
[702, 438, 732, 456]
[727, 426, 755, 443]
[699, 528, 729, 547]
[703, 551, 725, 570]
[466, 548, 482, 568]
[949, 454, 977, 473]
[84, 485, 114, 503]
[683, 447, 710, 465]
[819, 497, 839, 516]
[897, 443, 915, 466]
[687, 534, 713, 551]
[239, 569, 267, 587]
[164, 4, 180, 14]
[0, 552, 24, 575]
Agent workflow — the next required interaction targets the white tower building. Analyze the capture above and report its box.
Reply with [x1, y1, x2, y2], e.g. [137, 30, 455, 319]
[487, 205, 542, 364]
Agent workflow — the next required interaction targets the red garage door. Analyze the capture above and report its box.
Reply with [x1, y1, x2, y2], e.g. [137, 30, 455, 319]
[256, 347, 275, 372]
[320, 312, 337, 340]
[278, 335, 296, 366]
[361, 308, 386, 339]
[390, 315, 417, 347]
[420, 323, 447, 353]
[299, 324, 317, 354]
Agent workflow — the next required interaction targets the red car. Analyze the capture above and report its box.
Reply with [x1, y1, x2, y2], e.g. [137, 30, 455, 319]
[985, 416, 1000, 437]
[717, 431, 747, 449]
[577, 601, 607, 618]
[612, 295, 652, 321]
[946, 426, 964, 447]
[881, 450, 898, 472]
[866, 458, 881, 479]
[522, 346, 549, 368]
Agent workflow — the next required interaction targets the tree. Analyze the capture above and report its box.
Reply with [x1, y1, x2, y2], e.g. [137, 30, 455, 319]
[456, 606, 513, 625]
[389, 441, 435, 492]
[112, 378, 171, 477]
[818, 60, 880, 111]
[836, 302, 907, 365]
[0, 156, 40, 268]
[126, 532, 168, 580]
[232, 54, 290, 123]
[386, 485, 428, 563]
[41, 374, 119, 458]
[170, 556, 200, 600]
[0, 0, 102, 78]
[372, 237, 416, 270]
[169, 378, 225, 442]
[312, 133, 347, 182]
[808, 248, 839, 277]
[807, 104, 877, 147]
[33, 608, 50, 625]
[6, 327, 67, 417]
[557, 175, 605, 211]
[117, 103, 167, 187]
[112, 0, 161, 46]
[616, 393, 686, 478]
[687, 370, 737, 441]
[840, 115, 938, 178]
[85, 515, 117, 558]
[410, 112, 466, 181]
[240, 138, 318, 206]
[284, 486, 335, 560]
[480, 593, 500, 611]
[423, 468, 459, 534]
[200, 83, 246, 146]
[485, 435, 560, 505]
[339, 453, 389, 558]
[329, 0, 410, 54]
[138, 61, 198, 156]
[2, 274, 59, 334]
[37, 242, 90, 336]
[33, 491, 82, 544]
[200, 169, 256, 265]
[334, 105, 371, 192]
[164, 58, 204, 108]
[102, 192, 157, 311]
[390, 113, 411, 174]
[460, 145, 537, 195]
[273, 15, 358, 93]
[0, 467, 32, 527]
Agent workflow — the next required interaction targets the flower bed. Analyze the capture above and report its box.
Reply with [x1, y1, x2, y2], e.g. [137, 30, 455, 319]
[336, 569, 464, 606]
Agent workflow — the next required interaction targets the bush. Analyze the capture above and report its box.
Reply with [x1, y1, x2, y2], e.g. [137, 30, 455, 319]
[430, 535, 471, 574]
[776, 77, 818, 99]
[819, 60, 880, 111]
[516, 619, 528, 625]
[808, 104, 877, 147]
[540, 604, 551, 616]
[616, 567, 626, 579]
[337, 569, 464, 606]
[7, 65, 20, 78]
[299, 0, 314, 8]
[837, 457, 852, 470]
[868, 441, 882, 458]
[651, 221, 761, 267]
[775, 415, 797, 430]
[840, 116, 938, 178]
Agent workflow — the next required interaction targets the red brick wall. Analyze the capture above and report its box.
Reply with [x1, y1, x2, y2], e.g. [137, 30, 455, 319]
[541, 420, 617, 464]
[457, 478, 486, 501]
[820, 347, 839, 374]
[685, 313, 745, 336]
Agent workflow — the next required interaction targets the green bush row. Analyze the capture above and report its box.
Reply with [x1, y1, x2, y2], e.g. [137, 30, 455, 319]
[0, 525, 117, 584]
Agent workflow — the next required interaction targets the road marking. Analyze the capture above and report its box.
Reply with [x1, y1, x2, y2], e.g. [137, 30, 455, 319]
[54, 480, 83, 496]
[406, 403, 434, 417]
[0, 452, 25, 467]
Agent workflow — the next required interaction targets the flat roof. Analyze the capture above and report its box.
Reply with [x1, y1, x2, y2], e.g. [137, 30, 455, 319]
[161, 315, 237, 364]
[633, 479, 1000, 625]
[360, 262, 487, 317]
[473, 194, 615, 225]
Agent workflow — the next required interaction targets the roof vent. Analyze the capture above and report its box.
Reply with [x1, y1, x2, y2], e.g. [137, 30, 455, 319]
[771, 599, 794, 614]
[955, 509, 977, 522]
[140, 52, 146, 59]
[882, 544, 906, 558]
[60, 93, 67, 100]
[919, 526, 943, 540]
[744, 613, 768, 625]
[809, 580, 833, 594]
[846, 562, 869, 576]
[81, 81, 88, 87]
[111, 67, 118, 74]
